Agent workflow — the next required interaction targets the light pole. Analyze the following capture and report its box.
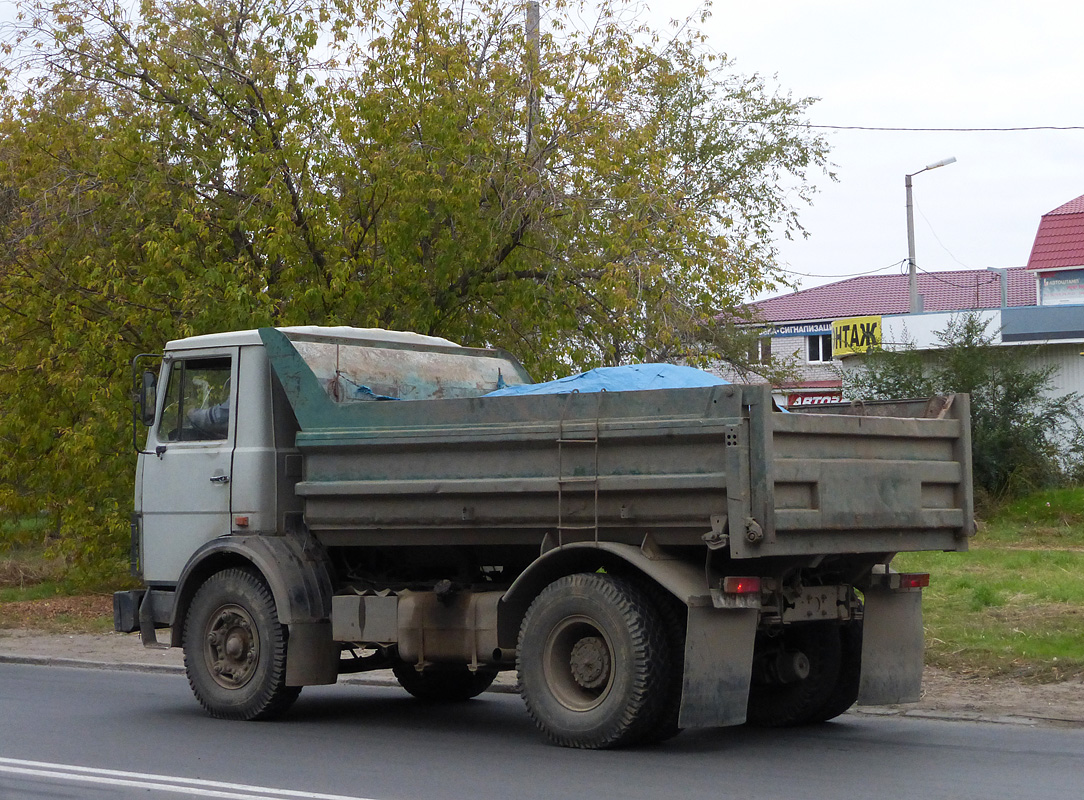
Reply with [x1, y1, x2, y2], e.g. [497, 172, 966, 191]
[906, 157, 957, 313]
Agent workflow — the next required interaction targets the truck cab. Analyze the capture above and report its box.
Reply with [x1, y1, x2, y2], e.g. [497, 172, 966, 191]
[133, 326, 527, 585]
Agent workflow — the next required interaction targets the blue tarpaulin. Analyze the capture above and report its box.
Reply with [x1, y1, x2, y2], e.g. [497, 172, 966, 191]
[484, 363, 730, 397]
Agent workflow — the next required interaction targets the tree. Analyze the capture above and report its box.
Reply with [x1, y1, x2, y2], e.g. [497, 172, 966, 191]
[841, 312, 1084, 502]
[0, 0, 830, 577]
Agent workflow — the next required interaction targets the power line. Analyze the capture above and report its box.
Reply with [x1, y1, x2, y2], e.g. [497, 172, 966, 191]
[778, 261, 1013, 288]
[915, 205, 973, 270]
[797, 123, 1084, 133]
[916, 267, 1001, 289]
[776, 259, 906, 280]
[722, 119, 1084, 133]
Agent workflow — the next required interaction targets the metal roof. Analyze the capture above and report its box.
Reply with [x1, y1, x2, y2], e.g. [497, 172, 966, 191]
[1026, 194, 1084, 272]
[165, 325, 460, 351]
[747, 267, 1035, 324]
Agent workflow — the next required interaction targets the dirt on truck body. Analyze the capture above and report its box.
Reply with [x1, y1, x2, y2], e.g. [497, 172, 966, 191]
[115, 326, 973, 748]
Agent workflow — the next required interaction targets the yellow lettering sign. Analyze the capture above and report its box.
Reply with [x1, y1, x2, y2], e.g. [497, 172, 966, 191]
[831, 316, 882, 356]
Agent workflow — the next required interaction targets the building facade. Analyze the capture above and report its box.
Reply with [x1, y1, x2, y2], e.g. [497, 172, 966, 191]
[732, 194, 1084, 408]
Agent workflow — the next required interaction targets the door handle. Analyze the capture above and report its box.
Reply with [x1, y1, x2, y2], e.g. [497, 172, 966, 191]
[209, 475, 230, 484]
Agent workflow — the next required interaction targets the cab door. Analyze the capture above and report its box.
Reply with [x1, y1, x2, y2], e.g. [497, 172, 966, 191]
[138, 350, 237, 584]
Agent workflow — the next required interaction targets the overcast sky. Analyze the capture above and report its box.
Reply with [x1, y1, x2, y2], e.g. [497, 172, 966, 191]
[660, 0, 1084, 293]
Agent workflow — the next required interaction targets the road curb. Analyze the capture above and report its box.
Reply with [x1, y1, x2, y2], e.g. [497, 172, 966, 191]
[0, 653, 522, 694]
[852, 704, 1084, 729]
[0, 653, 185, 675]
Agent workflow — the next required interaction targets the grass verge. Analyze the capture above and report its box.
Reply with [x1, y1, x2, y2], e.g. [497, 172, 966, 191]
[895, 549, 1084, 681]
[894, 486, 1084, 682]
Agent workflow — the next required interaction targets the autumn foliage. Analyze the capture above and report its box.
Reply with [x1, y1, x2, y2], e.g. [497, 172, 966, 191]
[0, 0, 829, 578]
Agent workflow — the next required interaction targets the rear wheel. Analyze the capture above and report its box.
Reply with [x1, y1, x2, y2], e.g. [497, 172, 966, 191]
[633, 583, 686, 745]
[807, 620, 863, 723]
[517, 573, 670, 749]
[392, 662, 498, 702]
[745, 621, 842, 727]
[183, 568, 300, 721]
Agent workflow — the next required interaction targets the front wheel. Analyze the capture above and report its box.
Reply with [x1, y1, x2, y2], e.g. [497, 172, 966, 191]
[183, 568, 300, 721]
[517, 573, 670, 749]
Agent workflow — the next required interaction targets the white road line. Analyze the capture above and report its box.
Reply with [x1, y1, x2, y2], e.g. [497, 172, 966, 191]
[0, 757, 379, 800]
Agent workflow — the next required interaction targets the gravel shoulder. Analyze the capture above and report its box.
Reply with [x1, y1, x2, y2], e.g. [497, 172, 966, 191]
[3, 628, 1083, 728]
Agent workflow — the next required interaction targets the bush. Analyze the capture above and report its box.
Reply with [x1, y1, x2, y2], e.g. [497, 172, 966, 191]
[842, 312, 1084, 501]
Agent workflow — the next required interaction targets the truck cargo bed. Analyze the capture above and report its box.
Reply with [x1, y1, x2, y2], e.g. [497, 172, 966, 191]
[263, 329, 973, 559]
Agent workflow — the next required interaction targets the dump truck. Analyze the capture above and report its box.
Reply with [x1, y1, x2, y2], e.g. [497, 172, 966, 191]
[115, 326, 974, 749]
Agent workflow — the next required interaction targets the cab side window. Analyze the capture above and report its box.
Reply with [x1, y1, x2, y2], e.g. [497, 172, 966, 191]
[158, 357, 233, 441]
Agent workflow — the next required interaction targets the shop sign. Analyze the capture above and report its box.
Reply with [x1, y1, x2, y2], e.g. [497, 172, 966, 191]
[1039, 269, 1084, 307]
[769, 322, 832, 338]
[787, 392, 843, 407]
[831, 315, 882, 356]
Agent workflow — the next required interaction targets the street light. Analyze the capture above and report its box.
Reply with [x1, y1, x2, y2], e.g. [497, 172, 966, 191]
[906, 156, 957, 313]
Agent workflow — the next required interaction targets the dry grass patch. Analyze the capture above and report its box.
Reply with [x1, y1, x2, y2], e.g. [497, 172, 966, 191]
[0, 558, 55, 588]
[0, 595, 114, 633]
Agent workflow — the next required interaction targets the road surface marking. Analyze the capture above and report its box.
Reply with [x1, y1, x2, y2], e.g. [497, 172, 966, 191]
[0, 757, 378, 800]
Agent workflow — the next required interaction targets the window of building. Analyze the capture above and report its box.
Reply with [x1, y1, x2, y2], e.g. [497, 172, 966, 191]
[807, 334, 833, 363]
[748, 337, 772, 365]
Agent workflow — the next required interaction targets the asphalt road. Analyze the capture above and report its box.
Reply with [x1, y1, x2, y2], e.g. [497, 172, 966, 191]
[2, 663, 1084, 800]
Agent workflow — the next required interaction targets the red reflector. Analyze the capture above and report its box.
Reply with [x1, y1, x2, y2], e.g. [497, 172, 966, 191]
[234, 515, 250, 528]
[898, 573, 930, 589]
[722, 576, 762, 595]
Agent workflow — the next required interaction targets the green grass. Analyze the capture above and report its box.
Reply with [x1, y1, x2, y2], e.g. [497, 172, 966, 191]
[895, 530, 1084, 681]
[977, 486, 1084, 547]
[0, 580, 72, 604]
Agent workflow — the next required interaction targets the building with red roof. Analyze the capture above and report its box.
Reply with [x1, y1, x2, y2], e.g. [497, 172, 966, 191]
[751, 267, 1034, 325]
[728, 195, 1084, 408]
[1027, 194, 1084, 273]
[1026, 194, 1084, 307]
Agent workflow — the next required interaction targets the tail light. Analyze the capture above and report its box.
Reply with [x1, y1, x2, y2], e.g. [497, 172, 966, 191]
[897, 573, 930, 589]
[722, 576, 762, 595]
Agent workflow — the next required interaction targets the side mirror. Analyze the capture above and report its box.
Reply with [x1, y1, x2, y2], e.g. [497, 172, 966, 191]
[139, 371, 157, 426]
[132, 354, 163, 455]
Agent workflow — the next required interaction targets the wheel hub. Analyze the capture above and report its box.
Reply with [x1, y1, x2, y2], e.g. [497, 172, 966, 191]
[543, 615, 616, 712]
[204, 604, 260, 690]
[774, 650, 811, 684]
[225, 632, 246, 660]
[569, 636, 611, 689]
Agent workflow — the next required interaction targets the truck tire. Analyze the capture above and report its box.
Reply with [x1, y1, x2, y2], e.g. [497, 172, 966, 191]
[632, 581, 686, 745]
[517, 573, 670, 749]
[745, 621, 842, 727]
[807, 620, 863, 723]
[183, 568, 301, 721]
[392, 663, 498, 702]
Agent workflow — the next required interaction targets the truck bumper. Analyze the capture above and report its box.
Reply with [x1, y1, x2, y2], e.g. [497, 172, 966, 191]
[113, 590, 143, 633]
[113, 588, 173, 648]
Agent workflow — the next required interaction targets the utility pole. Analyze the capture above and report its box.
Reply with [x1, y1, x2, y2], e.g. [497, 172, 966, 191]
[906, 172, 919, 313]
[526, 1, 541, 158]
